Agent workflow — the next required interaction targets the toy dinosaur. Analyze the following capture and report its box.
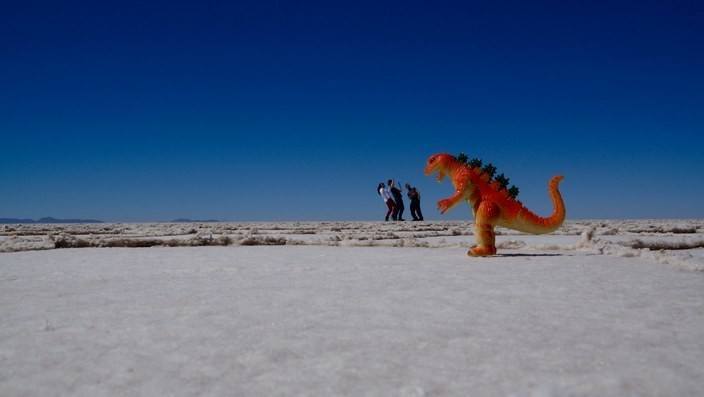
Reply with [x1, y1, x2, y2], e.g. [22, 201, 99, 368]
[424, 153, 566, 256]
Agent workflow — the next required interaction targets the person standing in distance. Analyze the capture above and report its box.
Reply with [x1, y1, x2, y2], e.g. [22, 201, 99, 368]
[405, 183, 424, 221]
[388, 179, 405, 221]
[377, 182, 396, 221]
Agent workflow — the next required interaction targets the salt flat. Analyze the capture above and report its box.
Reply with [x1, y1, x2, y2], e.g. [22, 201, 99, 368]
[1, 221, 703, 396]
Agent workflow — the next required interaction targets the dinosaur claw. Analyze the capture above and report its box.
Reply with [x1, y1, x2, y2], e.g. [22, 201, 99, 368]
[468, 245, 497, 256]
[437, 199, 452, 214]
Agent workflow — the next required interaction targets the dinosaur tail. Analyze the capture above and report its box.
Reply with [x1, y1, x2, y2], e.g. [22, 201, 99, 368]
[511, 176, 566, 234]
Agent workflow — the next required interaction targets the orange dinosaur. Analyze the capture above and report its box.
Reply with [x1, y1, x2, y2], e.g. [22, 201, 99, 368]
[424, 153, 566, 256]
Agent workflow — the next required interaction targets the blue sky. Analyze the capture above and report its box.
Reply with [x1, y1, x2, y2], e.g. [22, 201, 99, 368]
[1, 0, 703, 221]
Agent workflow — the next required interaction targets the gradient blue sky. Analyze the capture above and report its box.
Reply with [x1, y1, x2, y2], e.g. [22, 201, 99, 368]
[2, 0, 703, 221]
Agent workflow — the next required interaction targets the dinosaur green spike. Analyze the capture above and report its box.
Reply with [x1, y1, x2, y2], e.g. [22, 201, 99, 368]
[482, 163, 497, 178]
[495, 173, 510, 189]
[456, 152, 468, 164]
[508, 185, 519, 198]
[468, 158, 483, 168]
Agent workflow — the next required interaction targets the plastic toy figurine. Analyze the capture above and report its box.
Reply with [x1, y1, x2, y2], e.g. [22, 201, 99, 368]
[425, 153, 566, 256]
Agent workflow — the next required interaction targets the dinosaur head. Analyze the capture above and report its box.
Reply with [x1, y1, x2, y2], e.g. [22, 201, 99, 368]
[424, 153, 456, 182]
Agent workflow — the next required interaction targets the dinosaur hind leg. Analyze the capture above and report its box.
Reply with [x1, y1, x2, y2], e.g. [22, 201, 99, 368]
[468, 201, 499, 257]
[469, 223, 497, 256]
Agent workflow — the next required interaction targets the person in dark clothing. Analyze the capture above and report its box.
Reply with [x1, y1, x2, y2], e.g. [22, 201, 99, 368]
[388, 179, 405, 221]
[405, 183, 424, 221]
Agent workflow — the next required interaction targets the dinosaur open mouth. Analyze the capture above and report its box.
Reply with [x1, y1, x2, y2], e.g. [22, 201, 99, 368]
[424, 159, 447, 182]
[424, 164, 445, 181]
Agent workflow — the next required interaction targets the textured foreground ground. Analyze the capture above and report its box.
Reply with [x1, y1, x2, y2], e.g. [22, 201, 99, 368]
[1, 243, 703, 396]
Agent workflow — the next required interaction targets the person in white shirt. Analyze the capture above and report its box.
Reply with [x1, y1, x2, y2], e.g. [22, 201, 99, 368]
[377, 182, 396, 221]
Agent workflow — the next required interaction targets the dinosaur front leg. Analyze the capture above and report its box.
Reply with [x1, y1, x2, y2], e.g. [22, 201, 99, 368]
[468, 201, 500, 257]
[437, 190, 467, 214]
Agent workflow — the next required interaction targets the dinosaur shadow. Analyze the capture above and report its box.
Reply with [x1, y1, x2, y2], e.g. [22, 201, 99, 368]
[492, 253, 567, 257]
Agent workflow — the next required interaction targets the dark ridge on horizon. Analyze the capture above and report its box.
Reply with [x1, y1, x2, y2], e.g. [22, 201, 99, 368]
[0, 217, 226, 224]
[0, 217, 104, 224]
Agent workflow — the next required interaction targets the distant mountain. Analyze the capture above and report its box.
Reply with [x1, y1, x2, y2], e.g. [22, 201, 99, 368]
[0, 217, 103, 224]
[171, 218, 220, 223]
[37, 217, 104, 224]
[0, 218, 35, 224]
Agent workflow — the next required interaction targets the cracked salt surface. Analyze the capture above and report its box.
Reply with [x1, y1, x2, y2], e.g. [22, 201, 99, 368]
[2, 220, 703, 271]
